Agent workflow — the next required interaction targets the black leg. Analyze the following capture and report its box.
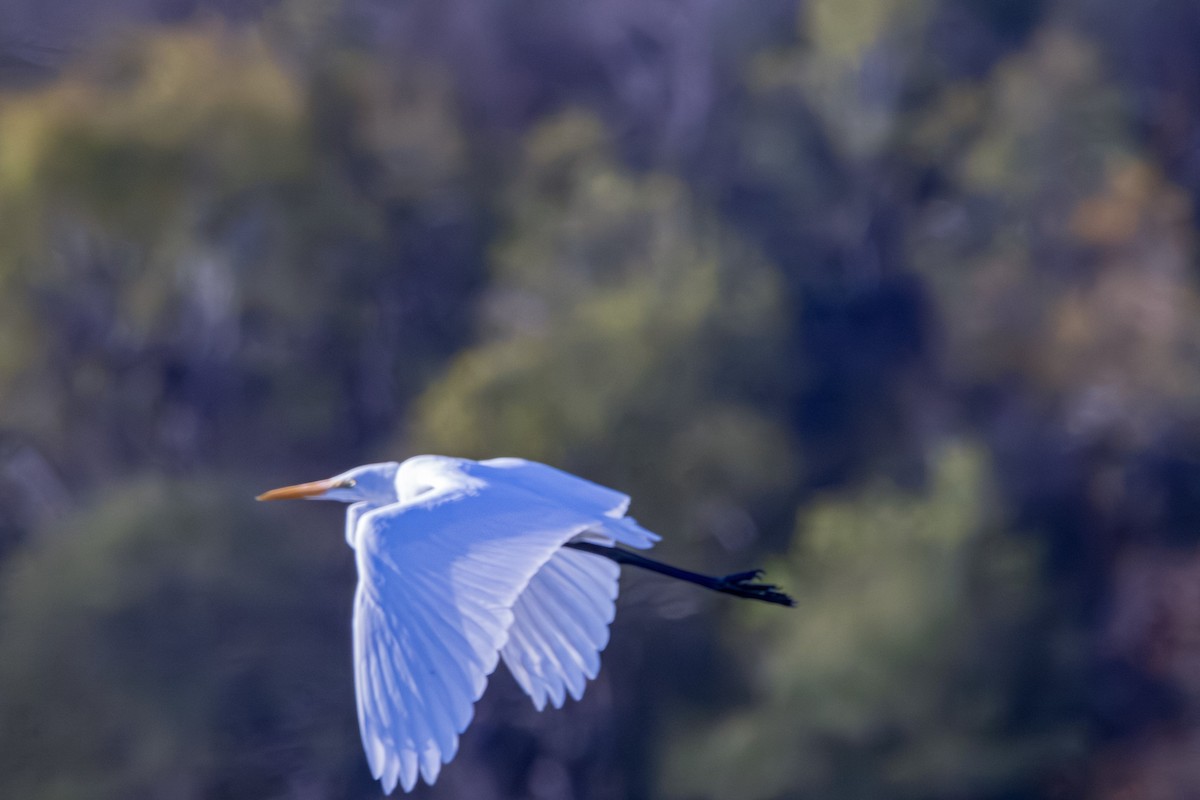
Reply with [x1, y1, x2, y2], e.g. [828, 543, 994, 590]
[564, 542, 795, 608]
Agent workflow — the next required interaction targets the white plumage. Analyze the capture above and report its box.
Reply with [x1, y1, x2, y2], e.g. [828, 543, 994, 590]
[259, 456, 659, 793]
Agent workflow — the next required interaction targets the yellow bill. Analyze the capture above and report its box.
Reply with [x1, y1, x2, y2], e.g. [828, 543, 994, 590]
[256, 478, 340, 502]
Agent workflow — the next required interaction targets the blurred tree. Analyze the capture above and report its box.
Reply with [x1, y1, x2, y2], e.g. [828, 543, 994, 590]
[905, 28, 1200, 450]
[908, 28, 1200, 791]
[691, 3, 946, 489]
[905, 25, 1200, 575]
[408, 112, 799, 549]
[0, 22, 483, 490]
[0, 479, 369, 800]
[662, 442, 1085, 799]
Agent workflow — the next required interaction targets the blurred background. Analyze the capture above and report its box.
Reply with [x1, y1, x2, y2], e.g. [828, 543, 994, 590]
[1, 0, 1199, 798]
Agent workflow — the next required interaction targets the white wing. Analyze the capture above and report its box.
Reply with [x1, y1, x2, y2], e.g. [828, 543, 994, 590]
[478, 458, 660, 550]
[477, 459, 658, 709]
[479, 458, 632, 516]
[351, 463, 630, 793]
[501, 546, 621, 710]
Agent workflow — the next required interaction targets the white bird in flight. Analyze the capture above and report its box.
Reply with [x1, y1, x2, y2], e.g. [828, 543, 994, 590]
[258, 455, 791, 794]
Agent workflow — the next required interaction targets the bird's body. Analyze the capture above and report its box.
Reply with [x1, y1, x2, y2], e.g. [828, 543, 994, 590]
[258, 455, 790, 794]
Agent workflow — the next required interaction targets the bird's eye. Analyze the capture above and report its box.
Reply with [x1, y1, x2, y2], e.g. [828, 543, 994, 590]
[342, 478, 357, 488]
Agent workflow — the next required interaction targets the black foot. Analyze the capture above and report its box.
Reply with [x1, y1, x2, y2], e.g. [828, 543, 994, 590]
[716, 568, 795, 607]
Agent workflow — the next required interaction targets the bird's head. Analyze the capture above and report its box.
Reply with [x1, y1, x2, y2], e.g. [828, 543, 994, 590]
[256, 462, 400, 505]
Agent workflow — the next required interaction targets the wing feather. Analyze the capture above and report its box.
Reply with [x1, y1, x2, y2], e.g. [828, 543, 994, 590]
[351, 471, 611, 793]
[477, 458, 632, 517]
[528, 572, 599, 681]
[396, 597, 467, 757]
[541, 556, 613, 651]
[520, 585, 587, 701]
[501, 547, 621, 710]
[473, 458, 659, 550]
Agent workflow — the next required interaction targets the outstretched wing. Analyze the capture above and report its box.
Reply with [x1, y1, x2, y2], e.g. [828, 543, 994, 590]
[501, 546, 620, 710]
[351, 468, 611, 793]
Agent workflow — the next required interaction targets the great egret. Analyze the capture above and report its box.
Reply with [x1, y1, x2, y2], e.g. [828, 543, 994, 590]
[257, 455, 791, 793]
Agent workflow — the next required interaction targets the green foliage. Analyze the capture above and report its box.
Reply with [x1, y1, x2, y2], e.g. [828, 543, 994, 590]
[908, 30, 1200, 446]
[408, 112, 798, 544]
[0, 24, 479, 476]
[662, 443, 1083, 799]
[799, 0, 938, 158]
[0, 479, 364, 799]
